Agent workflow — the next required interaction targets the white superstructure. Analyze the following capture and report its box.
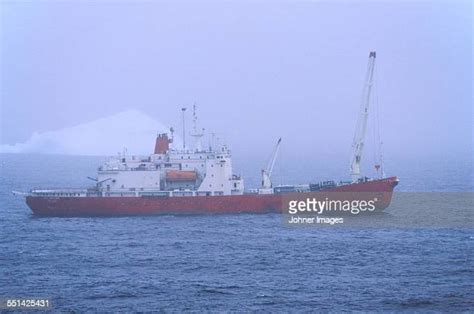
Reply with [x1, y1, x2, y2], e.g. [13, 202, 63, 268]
[95, 107, 244, 196]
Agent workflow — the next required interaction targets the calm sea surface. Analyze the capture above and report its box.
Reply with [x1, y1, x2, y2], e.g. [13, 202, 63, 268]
[1, 154, 472, 311]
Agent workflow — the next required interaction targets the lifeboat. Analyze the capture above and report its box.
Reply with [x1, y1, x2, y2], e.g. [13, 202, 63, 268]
[165, 170, 197, 182]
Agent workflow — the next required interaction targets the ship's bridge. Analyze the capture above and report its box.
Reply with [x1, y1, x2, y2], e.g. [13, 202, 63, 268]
[95, 128, 243, 196]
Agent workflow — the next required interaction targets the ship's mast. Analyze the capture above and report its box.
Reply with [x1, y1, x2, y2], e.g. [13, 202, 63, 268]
[190, 104, 205, 152]
[350, 51, 376, 182]
[181, 107, 187, 150]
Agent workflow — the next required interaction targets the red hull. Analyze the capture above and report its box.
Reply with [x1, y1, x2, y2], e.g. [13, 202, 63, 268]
[26, 177, 398, 217]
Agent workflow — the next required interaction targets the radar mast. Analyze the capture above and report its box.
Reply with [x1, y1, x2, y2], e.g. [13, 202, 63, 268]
[190, 104, 205, 152]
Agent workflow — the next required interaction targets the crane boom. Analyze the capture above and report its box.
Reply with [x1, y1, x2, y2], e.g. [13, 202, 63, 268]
[350, 51, 376, 182]
[261, 138, 282, 189]
[266, 137, 282, 177]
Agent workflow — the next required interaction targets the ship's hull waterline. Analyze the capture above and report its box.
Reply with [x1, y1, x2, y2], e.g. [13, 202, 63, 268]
[26, 177, 398, 217]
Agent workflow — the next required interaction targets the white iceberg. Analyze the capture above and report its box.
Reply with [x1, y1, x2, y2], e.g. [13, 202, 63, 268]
[0, 110, 179, 156]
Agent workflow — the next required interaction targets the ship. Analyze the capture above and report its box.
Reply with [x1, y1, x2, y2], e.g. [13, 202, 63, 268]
[15, 52, 399, 216]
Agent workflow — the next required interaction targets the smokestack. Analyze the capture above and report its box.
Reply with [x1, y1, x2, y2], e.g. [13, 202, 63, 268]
[154, 133, 170, 154]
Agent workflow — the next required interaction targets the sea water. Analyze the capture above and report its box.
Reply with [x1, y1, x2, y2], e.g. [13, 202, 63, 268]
[0, 153, 472, 311]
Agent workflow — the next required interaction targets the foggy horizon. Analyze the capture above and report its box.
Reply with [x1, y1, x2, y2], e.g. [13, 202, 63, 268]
[1, 1, 472, 161]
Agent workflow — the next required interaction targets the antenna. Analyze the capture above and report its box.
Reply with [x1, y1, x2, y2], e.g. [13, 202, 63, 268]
[190, 103, 205, 152]
[210, 132, 216, 152]
[181, 107, 187, 150]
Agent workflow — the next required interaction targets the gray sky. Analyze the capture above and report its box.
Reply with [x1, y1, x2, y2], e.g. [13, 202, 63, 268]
[0, 0, 472, 162]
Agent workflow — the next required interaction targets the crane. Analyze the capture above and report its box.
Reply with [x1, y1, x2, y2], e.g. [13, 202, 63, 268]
[261, 137, 282, 190]
[350, 51, 376, 182]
